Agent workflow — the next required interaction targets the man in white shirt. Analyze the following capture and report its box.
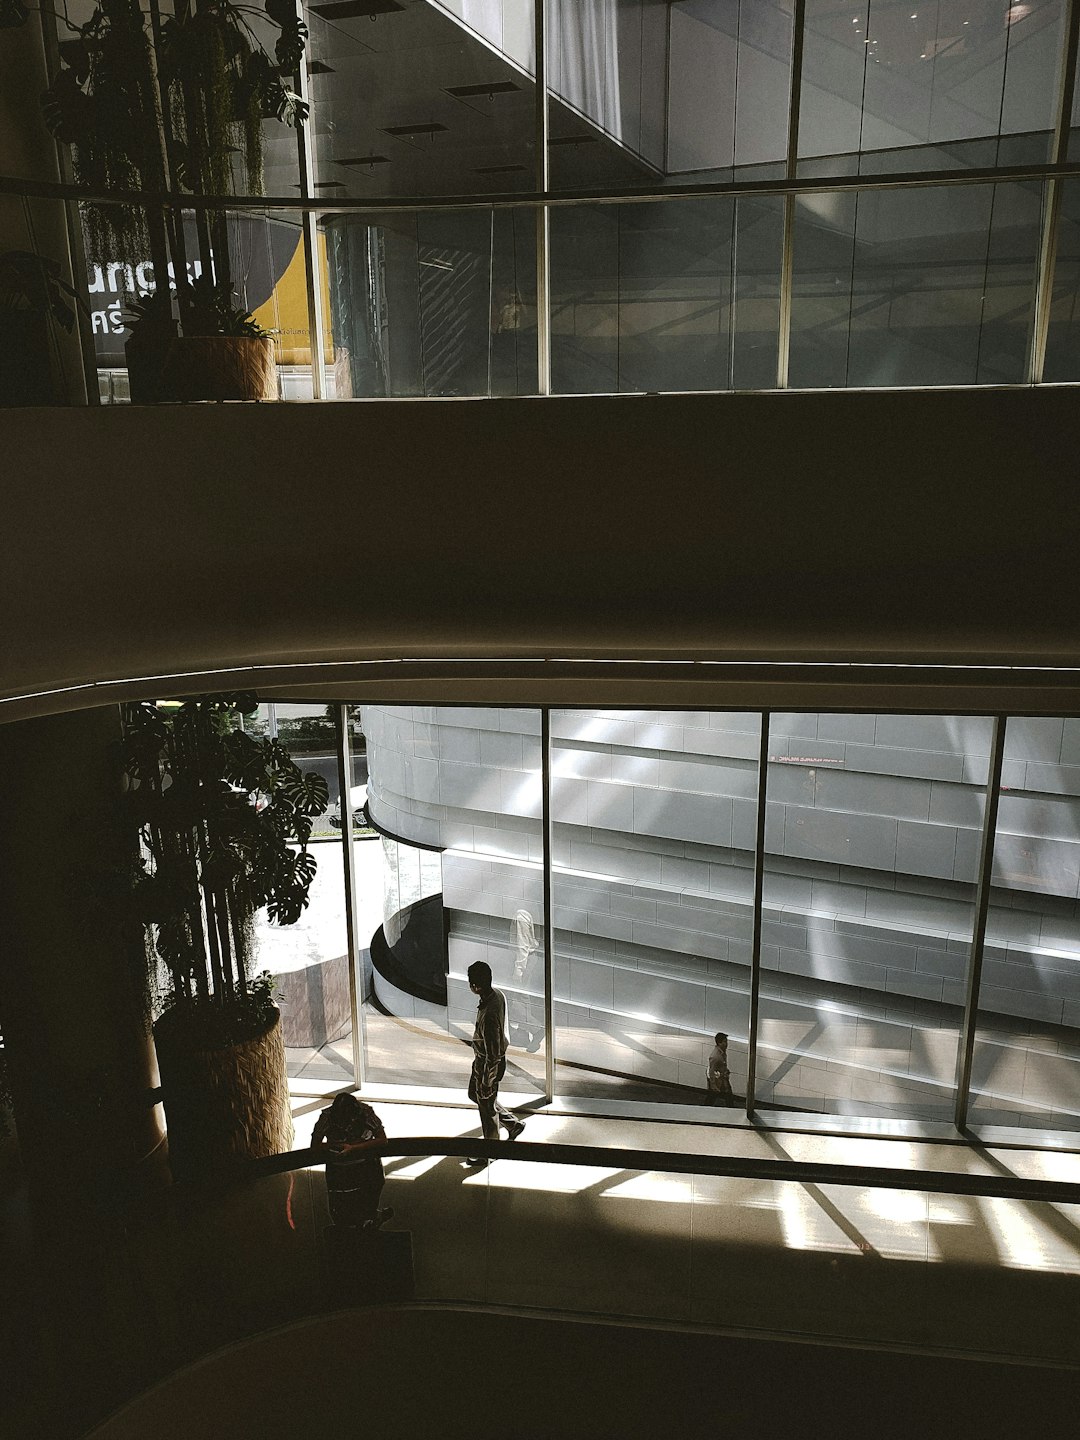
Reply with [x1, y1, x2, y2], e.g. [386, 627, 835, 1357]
[463, 960, 526, 1169]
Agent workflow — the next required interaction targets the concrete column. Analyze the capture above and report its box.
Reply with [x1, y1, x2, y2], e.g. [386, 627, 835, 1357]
[0, 707, 163, 1188]
[0, 14, 89, 405]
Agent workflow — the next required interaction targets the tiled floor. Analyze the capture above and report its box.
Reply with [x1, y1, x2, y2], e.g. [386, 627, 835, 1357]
[3, 1084, 1079, 1437]
[290, 1092, 1080, 1360]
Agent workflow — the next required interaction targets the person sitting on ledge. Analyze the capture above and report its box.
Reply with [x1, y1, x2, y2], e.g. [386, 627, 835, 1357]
[312, 1092, 393, 1230]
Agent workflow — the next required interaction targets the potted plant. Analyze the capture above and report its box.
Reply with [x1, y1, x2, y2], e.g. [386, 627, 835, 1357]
[128, 277, 278, 401]
[122, 694, 328, 1180]
[0, 249, 87, 405]
[29, 0, 308, 399]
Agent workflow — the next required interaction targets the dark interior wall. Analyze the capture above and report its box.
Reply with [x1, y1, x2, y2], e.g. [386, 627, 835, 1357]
[3, 386, 1079, 721]
[0, 20, 88, 406]
[0, 708, 163, 1177]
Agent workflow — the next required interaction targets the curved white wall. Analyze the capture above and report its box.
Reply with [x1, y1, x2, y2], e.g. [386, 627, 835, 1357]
[365, 704, 1080, 1122]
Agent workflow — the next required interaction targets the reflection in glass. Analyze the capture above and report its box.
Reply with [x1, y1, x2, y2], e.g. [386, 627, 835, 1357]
[665, 0, 793, 178]
[790, 182, 1042, 388]
[360, 707, 546, 1099]
[1043, 179, 1080, 381]
[549, 195, 783, 394]
[307, 0, 536, 201]
[551, 710, 761, 1108]
[324, 208, 537, 397]
[968, 718, 1080, 1131]
[756, 714, 993, 1121]
[798, 0, 1066, 174]
[545, 0, 792, 190]
[248, 702, 353, 1088]
[89, 209, 320, 402]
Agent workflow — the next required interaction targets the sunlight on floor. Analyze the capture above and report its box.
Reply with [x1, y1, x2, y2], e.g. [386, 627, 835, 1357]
[476, 1161, 623, 1193]
[599, 1172, 695, 1204]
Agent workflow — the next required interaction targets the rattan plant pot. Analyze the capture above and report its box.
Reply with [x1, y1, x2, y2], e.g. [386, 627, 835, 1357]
[160, 334, 277, 401]
[153, 1005, 293, 1182]
[125, 324, 176, 404]
[127, 333, 277, 403]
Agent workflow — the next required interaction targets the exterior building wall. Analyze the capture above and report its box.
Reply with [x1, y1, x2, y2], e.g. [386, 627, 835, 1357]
[365, 705, 1080, 1122]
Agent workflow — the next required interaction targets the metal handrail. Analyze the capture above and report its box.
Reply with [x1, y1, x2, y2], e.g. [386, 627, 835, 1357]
[4, 159, 1080, 215]
[250, 1136, 1080, 1206]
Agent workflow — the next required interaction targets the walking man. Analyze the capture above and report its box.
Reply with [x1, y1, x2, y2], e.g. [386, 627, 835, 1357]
[705, 1031, 735, 1106]
[464, 960, 525, 1169]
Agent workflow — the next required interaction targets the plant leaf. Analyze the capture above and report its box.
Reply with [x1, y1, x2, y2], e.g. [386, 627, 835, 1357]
[274, 15, 307, 74]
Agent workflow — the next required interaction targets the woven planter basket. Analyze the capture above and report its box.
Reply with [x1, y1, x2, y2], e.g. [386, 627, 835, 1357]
[154, 1006, 293, 1182]
[128, 333, 277, 403]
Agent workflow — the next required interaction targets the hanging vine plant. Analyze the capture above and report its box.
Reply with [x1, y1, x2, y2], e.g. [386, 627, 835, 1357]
[158, 0, 308, 199]
[40, 0, 166, 264]
[34, 0, 308, 300]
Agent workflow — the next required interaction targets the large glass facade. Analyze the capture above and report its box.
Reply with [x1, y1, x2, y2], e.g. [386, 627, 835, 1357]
[551, 710, 760, 1105]
[798, 0, 1067, 174]
[359, 706, 547, 1103]
[12, 0, 1080, 403]
[257, 701, 1080, 1142]
[789, 180, 1043, 388]
[248, 702, 353, 1088]
[757, 713, 992, 1120]
[549, 194, 784, 394]
[968, 717, 1080, 1130]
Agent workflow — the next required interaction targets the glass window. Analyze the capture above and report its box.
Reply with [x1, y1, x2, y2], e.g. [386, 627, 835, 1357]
[549, 194, 783, 394]
[550, 710, 761, 1109]
[547, 1, 793, 190]
[790, 180, 1042, 388]
[249, 702, 353, 1090]
[967, 718, 1080, 1131]
[798, 1, 1067, 175]
[307, 0, 536, 200]
[1043, 178, 1080, 382]
[360, 706, 546, 1101]
[756, 714, 994, 1121]
[323, 206, 537, 397]
[1069, 42, 1080, 161]
[89, 207, 321, 403]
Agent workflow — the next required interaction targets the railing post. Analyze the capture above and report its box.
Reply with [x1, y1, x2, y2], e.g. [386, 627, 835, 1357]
[953, 716, 1007, 1132]
[296, 0, 329, 400]
[535, 0, 551, 396]
[745, 712, 771, 1115]
[336, 703, 365, 1090]
[1028, 0, 1079, 384]
[776, 0, 806, 390]
[541, 707, 555, 1103]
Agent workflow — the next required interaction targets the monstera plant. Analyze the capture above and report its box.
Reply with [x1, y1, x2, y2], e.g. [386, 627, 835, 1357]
[123, 694, 328, 1177]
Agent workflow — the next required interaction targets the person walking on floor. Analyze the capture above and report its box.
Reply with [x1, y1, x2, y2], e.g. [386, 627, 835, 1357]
[706, 1032, 735, 1106]
[464, 959, 525, 1169]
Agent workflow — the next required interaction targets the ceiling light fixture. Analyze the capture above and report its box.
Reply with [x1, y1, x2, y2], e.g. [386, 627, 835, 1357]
[309, 0, 402, 18]
[446, 81, 521, 99]
[383, 122, 448, 138]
